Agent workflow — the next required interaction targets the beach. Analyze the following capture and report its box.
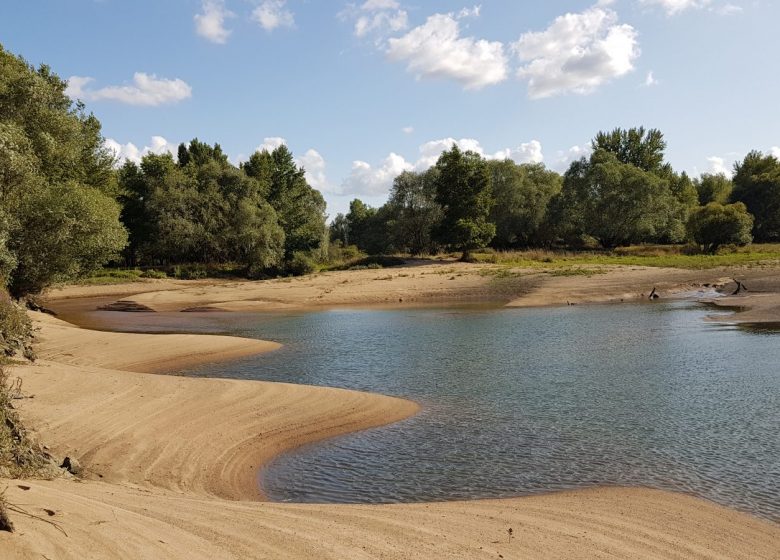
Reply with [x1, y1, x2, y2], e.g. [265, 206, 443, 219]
[2, 264, 779, 559]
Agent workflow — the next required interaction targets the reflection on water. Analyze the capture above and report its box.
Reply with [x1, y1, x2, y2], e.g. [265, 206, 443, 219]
[184, 303, 779, 520]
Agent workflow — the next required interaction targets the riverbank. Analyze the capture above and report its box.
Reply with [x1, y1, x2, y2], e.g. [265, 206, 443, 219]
[46, 260, 780, 326]
[0, 293, 778, 557]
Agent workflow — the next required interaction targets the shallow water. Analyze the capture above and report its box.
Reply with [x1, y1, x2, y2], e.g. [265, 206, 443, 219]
[188, 302, 780, 521]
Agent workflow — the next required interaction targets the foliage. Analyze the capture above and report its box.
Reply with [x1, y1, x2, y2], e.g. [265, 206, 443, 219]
[687, 202, 753, 253]
[730, 150, 780, 242]
[343, 199, 395, 255]
[0, 292, 34, 360]
[0, 45, 127, 296]
[284, 251, 316, 276]
[592, 126, 668, 174]
[695, 173, 733, 205]
[433, 145, 495, 258]
[472, 244, 780, 270]
[489, 160, 562, 248]
[385, 169, 442, 254]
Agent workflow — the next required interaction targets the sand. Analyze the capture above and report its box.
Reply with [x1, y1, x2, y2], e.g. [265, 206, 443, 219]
[1, 269, 778, 558]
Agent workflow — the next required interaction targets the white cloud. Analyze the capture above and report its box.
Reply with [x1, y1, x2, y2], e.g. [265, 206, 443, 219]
[351, 0, 409, 38]
[771, 147, 780, 159]
[252, 0, 294, 31]
[194, 0, 233, 44]
[644, 71, 659, 86]
[553, 144, 592, 171]
[512, 5, 639, 99]
[641, 0, 711, 15]
[387, 12, 508, 90]
[297, 149, 333, 192]
[343, 153, 414, 196]
[256, 137, 287, 153]
[402, 126, 414, 134]
[66, 73, 192, 106]
[104, 136, 178, 165]
[342, 137, 544, 197]
[714, 3, 742, 15]
[706, 155, 733, 177]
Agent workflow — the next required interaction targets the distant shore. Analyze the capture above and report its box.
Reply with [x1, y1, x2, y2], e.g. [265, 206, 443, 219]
[1, 265, 778, 558]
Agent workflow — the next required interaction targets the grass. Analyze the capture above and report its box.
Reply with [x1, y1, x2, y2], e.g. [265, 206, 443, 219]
[77, 268, 145, 285]
[472, 244, 780, 270]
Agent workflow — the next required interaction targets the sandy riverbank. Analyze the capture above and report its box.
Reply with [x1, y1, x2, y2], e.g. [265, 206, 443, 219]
[0, 295, 777, 557]
[46, 261, 780, 328]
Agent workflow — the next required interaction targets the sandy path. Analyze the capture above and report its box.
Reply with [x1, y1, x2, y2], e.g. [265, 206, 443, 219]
[1, 304, 778, 558]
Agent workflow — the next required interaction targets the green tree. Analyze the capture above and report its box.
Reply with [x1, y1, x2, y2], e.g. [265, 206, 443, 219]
[695, 173, 733, 205]
[386, 169, 442, 255]
[558, 149, 678, 247]
[592, 127, 668, 174]
[730, 151, 780, 242]
[687, 202, 753, 253]
[488, 160, 562, 248]
[0, 45, 127, 296]
[345, 199, 393, 254]
[433, 145, 495, 259]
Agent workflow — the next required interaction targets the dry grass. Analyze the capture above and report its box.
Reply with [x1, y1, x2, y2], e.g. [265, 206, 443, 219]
[0, 367, 49, 480]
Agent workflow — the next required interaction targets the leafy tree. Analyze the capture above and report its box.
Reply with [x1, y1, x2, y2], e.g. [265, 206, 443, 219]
[386, 169, 442, 255]
[695, 173, 733, 205]
[345, 199, 393, 255]
[730, 151, 780, 242]
[592, 126, 668, 175]
[488, 160, 562, 248]
[687, 202, 753, 253]
[558, 149, 677, 247]
[0, 45, 127, 296]
[433, 145, 495, 259]
[329, 213, 350, 246]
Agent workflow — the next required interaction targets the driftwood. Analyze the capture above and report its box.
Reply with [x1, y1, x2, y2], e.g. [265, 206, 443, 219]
[731, 279, 748, 295]
[648, 287, 659, 300]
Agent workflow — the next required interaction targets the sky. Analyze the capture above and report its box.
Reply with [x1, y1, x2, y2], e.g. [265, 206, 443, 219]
[1, 0, 778, 217]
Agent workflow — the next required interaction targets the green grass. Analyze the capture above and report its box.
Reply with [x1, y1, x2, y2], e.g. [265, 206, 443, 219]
[472, 244, 780, 270]
[77, 268, 145, 285]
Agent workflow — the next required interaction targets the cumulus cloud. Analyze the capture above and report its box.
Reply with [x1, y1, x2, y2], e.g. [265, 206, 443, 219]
[252, 0, 294, 31]
[298, 149, 333, 192]
[256, 136, 287, 153]
[342, 137, 544, 196]
[347, 0, 409, 38]
[194, 0, 233, 44]
[553, 144, 592, 171]
[771, 147, 780, 159]
[104, 136, 178, 165]
[66, 73, 192, 106]
[706, 155, 733, 177]
[387, 11, 508, 90]
[512, 5, 639, 99]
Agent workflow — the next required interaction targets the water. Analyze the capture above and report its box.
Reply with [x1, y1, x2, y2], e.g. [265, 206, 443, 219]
[188, 302, 780, 521]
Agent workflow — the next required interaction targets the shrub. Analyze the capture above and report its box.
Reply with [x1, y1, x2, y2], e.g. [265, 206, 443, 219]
[0, 293, 34, 361]
[687, 202, 754, 254]
[140, 269, 167, 279]
[285, 252, 316, 276]
[172, 264, 208, 280]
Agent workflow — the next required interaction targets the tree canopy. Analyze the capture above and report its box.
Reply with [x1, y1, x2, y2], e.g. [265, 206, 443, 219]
[730, 151, 780, 242]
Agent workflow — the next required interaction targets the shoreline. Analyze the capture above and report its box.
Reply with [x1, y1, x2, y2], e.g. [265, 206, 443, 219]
[1, 269, 778, 558]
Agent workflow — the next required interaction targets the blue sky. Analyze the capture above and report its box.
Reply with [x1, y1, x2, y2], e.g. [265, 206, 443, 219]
[1, 0, 778, 216]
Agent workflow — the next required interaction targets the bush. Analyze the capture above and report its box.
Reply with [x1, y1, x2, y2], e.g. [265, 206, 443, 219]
[140, 269, 167, 279]
[0, 293, 34, 361]
[687, 202, 754, 254]
[285, 252, 316, 276]
[172, 264, 208, 280]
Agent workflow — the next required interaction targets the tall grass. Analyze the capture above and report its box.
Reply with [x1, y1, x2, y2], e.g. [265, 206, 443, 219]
[472, 244, 780, 270]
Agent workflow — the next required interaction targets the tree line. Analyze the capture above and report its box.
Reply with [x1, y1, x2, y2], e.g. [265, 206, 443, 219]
[333, 128, 778, 259]
[2, 43, 780, 300]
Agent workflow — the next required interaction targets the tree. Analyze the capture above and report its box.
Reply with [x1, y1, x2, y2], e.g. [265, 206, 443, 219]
[730, 151, 780, 242]
[687, 202, 753, 253]
[488, 160, 562, 248]
[592, 127, 668, 174]
[386, 169, 442, 255]
[558, 149, 678, 247]
[695, 173, 733, 205]
[433, 145, 495, 259]
[345, 199, 393, 255]
[0, 45, 127, 296]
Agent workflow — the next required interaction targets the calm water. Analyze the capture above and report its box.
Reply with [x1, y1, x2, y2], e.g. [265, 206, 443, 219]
[188, 303, 780, 521]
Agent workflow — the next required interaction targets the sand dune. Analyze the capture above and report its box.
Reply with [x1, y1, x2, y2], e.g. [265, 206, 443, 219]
[1, 304, 778, 558]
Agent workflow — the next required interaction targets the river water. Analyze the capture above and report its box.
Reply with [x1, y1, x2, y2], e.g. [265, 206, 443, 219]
[182, 302, 779, 521]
